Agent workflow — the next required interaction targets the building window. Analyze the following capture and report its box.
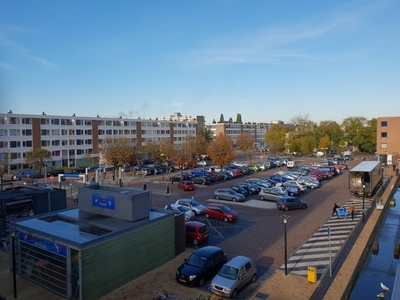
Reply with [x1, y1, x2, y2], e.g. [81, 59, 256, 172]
[381, 143, 388, 149]
[85, 139, 92, 145]
[75, 119, 84, 125]
[85, 120, 92, 125]
[40, 118, 49, 125]
[41, 129, 50, 136]
[61, 119, 72, 125]
[51, 119, 60, 125]
[85, 130, 92, 135]
[9, 129, 21, 136]
[23, 141, 33, 147]
[381, 121, 388, 127]
[0, 129, 7, 136]
[21, 118, 32, 124]
[0, 141, 8, 148]
[98, 120, 105, 126]
[381, 132, 387, 138]
[9, 117, 21, 124]
[51, 129, 61, 136]
[10, 141, 21, 148]
[52, 140, 60, 146]
[22, 129, 32, 136]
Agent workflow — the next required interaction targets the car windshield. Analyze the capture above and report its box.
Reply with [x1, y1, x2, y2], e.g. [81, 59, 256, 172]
[221, 206, 231, 212]
[177, 206, 189, 212]
[189, 200, 200, 206]
[218, 265, 239, 280]
[187, 254, 207, 268]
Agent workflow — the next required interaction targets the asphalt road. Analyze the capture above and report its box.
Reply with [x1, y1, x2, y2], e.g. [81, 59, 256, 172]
[120, 156, 361, 299]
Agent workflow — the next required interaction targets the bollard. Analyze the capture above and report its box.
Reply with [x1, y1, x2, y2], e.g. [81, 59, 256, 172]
[372, 242, 379, 255]
[166, 185, 169, 194]
[143, 183, 147, 190]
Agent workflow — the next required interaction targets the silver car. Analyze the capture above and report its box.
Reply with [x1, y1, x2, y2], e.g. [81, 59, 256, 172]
[210, 256, 257, 298]
[175, 199, 206, 215]
[214, 189, 245, 202]
[258, 188, 286, 202]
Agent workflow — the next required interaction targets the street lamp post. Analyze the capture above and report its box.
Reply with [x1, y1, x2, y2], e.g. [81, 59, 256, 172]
[362, 183, 366, 223]
[280, 215, 290, 275]
[9, 227, 17, 298]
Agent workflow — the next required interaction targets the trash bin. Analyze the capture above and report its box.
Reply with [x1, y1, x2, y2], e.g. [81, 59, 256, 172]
[308, 267, 317, 283]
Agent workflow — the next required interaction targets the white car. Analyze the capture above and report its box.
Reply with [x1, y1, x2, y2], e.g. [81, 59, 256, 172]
[233, 161, 248, 167]
[197, 160, 207, 166]
[164, 204, 194, 221]
[175, 199, 206, 215]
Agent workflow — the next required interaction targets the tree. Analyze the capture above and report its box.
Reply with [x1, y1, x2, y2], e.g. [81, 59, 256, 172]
[25, 149, 51, 175]
[212, 119, 216, 124]
[198, 127, 213, 143]
[236, 113, 242, 124]
[236, 133, 255, 163]
[300, 136, 315, 155]
[0, 151, 12, 177]
[315, 121, 343, 147]
[358, 118, 377, 153]
[228, 117, 233, 123]
[264, 124, 291, 154]
[318, 135, 331, 156]
[219, 114, 225, 123]
[207, 133, 235, 167]
[141, 141, 160, 162]
[341, 116, 367, 151]
[100, 137, 135, 170]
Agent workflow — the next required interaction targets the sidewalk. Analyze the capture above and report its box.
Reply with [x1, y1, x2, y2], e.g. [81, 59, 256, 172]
[249, 173, 398, 300]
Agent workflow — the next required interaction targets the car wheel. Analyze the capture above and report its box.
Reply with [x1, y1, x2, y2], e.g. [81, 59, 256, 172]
[215, 195, 220, 200]
[232, 197, 237, 202]
[223, 217, 229, 223]
[205, 213, 210, 219]
[249, 191, 253, 195]
[289, 192, 294, 196]
[311, 186, 315, 189]
[251, 273, 257, 283]
[202, 182, 205, 185]
[284, 206, 289, 211]
[301, 204, 306, 209]
[193, 239, 199, 246]
[232, 289, 238, 299]
[259, 196, 264, 200]
[198, 277, 205, 287]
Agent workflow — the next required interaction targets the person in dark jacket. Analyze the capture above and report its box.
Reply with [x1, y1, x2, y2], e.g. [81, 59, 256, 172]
[332, 202, 340, 217]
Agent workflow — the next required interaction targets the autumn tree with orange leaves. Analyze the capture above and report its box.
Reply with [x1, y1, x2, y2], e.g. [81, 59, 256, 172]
[207, 133, 235, 168]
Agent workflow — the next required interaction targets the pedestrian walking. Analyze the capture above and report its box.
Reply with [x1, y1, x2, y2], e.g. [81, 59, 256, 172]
[396, 168, 399, 177]
[332, 202, 340, 217]
[349, 203, 357, 220]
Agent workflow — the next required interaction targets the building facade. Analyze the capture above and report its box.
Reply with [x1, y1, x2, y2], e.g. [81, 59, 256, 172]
[376, 116, 400, 166]
[207, 120, 284, 149]
[0, 112, 204, 171]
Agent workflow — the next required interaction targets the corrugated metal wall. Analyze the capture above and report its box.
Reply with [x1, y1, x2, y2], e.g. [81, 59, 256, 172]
[80, 217, 176, 300]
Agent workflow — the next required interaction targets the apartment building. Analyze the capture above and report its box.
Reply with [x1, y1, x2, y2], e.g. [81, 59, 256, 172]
[376, 116, 400, 166]
[0, 111, 204, 171]
[206, 120, 284, 149]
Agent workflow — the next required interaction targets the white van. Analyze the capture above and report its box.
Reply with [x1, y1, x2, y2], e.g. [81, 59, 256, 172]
[287, 161, 298, 168]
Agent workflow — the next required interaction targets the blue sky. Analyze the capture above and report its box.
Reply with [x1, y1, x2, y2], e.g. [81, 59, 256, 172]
[1, 0, 399, 125]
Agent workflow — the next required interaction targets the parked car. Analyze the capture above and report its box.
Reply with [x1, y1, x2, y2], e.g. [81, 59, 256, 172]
[47, 169, 65, 177]
[230, 185, 248, 196]
[280, 183, 301, 196]
[72, 167, 87, 174]
[214, 189, 245, 202]
[297, 177, 320, 189]
[34, 183, 53, 190]
[245, 180, 271, 191]
[205, 203, 238, 222]
[192, 176, 211, 185]
[178, 180, 195, 191]
[175, 198, 206, 215]
[235, 182, 258, 195]
[248, 164, 261, 171]
[164, 204, 195, 221]
[191, 168, 210, 177]
[269, 174, 291, 183]
[185, 221, 209, 245]
[176, 246, 227, 287]
[233, 161, 248, 167]
[219, 171, 233, 179]
[210, 256, 257, 299]
[276, 196, 307, 211]
[286, 161, 298, 168]
[170, 173, 192, 183]
[259, 188, 287, 202]
[284, 180, 307, 192]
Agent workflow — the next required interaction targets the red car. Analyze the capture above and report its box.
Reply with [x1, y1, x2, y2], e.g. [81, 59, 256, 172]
[186, 221, 209, 245]
[205, 203, 238, 222]
[178, 180, 195, 191]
